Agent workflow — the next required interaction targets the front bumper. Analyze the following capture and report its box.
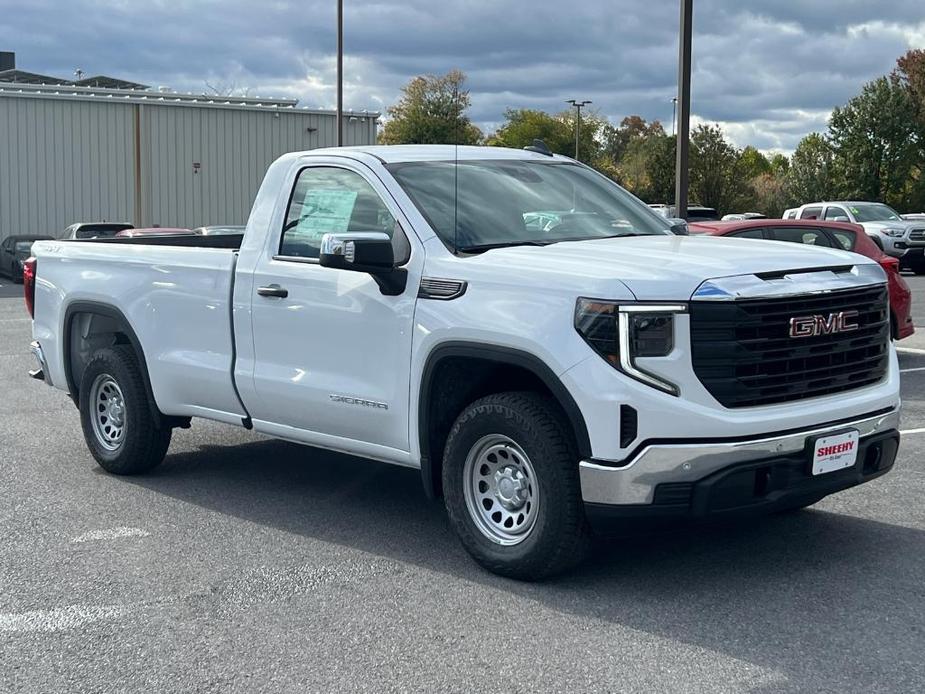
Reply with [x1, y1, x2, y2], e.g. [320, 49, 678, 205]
[898, 245, 925, 267]
[580, 407, 900, 522]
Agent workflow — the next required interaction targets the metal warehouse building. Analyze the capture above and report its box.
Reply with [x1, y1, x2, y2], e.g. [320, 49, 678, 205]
[0, 82, 378, 242]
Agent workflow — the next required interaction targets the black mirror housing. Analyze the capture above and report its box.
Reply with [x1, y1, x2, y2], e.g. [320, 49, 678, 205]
[318, 231, 407, 296]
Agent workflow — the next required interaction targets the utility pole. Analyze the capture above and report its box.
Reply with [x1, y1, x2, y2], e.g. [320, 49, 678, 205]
[566, 99, 592, 160]
[674, 0, 693, 218]
[671, 97, 678, 137]
[336, 0, 344, 146]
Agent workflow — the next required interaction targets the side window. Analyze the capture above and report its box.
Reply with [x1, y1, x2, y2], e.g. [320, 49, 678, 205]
[829, 230, 856, 251]
[799, 206, 823, 220]
[729, 228, 766, 239]
[769, 227, 834, 247]
[824, 206, 847, 221]
[279, 167, 396, 259]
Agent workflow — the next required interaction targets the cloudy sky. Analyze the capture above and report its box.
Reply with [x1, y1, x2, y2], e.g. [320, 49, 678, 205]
[2, 0, 923, 153]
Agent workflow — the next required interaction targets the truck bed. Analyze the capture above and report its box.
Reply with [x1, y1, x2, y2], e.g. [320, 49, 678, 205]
[68, 233, 244, 250]
[31, 238, 248, 424]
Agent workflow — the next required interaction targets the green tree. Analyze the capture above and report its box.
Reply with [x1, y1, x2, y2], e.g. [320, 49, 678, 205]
[738, 146, 772, 180]
[490, 108, 604, 163]
[489, 109, 574, 155]
[601, 116, 665, 164]
[787, 133, 837, 203]
[379, 70, 482, 145]
[769, 153, 790, 176]
[689, 124, 747, 214]
[645, 134, 676, 204]
[828, 76, 918, 207]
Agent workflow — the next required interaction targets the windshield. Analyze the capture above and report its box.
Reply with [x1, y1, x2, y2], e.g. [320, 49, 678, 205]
[14, 241, 35, 253]
[849, 203, 902, 223]
[387, 160, 670, 251]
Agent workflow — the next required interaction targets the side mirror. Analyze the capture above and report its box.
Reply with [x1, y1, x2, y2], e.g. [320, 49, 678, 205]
[833, 215, 850, 223]
[667, 218, 689, 235]
[319, 232, 395, 272]
[319, 231, 407, 296]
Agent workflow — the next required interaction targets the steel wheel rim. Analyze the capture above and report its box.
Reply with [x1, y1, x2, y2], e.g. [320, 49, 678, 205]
[463, 434, 539, 546]
[89, 374, 126, 451]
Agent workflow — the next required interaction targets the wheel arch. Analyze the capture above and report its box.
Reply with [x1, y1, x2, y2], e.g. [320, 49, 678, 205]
[62, 300, 165, 427]
[417, 342, 591, 500]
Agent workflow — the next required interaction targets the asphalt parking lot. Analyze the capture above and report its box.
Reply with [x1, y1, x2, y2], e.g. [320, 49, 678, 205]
[1, 275, 924, 693]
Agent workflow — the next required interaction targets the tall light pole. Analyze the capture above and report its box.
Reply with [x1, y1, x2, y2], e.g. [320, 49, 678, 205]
[336, 0, 344, 146]
[566, 99, 592, 160]
[674, 0, 693, 218]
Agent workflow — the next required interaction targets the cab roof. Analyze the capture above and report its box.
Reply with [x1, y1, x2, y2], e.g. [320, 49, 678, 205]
[301, 144, 571, 164]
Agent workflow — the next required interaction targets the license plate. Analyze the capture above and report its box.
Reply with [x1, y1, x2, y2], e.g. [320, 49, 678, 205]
[811, 430, 860, 475]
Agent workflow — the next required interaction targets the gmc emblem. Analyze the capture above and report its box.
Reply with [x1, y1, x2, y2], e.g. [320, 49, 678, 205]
[789, 310, 860, 338]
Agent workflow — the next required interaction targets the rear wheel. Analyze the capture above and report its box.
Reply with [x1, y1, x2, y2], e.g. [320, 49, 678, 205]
[79, 345, 171, 475]
[442, 391, 590, 580]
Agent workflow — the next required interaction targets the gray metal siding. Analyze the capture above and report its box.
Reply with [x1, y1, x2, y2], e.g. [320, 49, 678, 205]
[0, 92, 377, 241]
[0, 97, 135, 238]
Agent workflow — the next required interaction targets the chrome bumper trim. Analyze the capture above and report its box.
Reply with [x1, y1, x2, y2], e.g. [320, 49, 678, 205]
[579, 407, 901, 505]
[29, 340, 51, 386]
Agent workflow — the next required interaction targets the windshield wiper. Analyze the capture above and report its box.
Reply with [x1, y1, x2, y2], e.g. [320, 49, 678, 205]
[456, 240, 554, 253]
[457, 234, 654, 253]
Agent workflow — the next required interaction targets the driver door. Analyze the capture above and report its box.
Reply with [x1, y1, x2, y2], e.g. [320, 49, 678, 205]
[242, 163, 421, 459]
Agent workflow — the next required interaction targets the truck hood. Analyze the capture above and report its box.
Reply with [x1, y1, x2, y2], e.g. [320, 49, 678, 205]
[860, 220, 921, 235]
[465, 235, 875, 301]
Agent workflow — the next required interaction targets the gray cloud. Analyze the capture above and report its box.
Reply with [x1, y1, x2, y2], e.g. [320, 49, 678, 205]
[1, 0, 921, 152]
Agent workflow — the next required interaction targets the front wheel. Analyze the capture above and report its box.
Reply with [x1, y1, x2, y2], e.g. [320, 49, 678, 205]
[79, 345, 171, 475]
[442, 392, 590, 580]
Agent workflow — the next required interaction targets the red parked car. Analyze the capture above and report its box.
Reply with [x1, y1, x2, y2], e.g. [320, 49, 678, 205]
[689, 219, 914, 340]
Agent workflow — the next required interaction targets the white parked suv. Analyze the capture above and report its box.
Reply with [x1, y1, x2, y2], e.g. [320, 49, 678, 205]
[793, 201, 925, 272]
[24, 146, 901, 579]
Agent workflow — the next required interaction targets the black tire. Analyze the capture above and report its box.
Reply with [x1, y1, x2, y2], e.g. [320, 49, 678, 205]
[442, 391, 590, 580]
[78, 345, 171, 475]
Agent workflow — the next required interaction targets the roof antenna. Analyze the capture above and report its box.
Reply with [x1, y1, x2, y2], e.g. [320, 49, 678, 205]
[524, 139, 553, 156]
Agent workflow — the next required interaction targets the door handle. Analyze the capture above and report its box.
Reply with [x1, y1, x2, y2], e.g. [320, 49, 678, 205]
[257, 284, 289, 298]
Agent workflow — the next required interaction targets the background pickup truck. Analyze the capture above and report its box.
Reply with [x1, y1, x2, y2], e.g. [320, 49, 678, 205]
[26, 145, 902, 579]
[793, 201, 925, 273]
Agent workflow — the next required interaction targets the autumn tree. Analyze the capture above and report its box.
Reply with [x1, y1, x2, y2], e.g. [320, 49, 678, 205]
[379, 70, 482, 145]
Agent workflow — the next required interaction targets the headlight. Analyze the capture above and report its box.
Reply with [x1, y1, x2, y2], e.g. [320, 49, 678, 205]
[575, 299, 686, 395]
[883, 228, 906, 238]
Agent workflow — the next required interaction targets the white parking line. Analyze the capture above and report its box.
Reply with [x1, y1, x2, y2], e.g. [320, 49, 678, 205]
[897, 347, 925, 356]
[0, 604, 126, 633]
[900, 428, 925, 436]
[71, 527, 150, 543]
[900, 367, 925, 374]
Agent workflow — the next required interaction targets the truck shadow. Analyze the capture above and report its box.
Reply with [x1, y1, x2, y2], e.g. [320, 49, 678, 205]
[127, 433, 923, 692]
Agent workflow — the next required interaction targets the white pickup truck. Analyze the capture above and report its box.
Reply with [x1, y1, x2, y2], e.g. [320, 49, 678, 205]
[792, 201, 925, 273]
[26, 145, 901, 579]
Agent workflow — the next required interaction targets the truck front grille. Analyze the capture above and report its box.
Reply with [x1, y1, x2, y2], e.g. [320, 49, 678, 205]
[910, 228, 925, 241]
[689, 285, 889, 408]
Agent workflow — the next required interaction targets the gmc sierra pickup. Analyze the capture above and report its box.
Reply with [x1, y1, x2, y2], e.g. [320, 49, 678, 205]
[26, 145, 901, 579]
